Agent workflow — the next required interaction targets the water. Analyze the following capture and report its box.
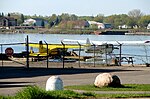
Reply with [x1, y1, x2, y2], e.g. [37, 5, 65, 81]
[0, 33, 150, 64]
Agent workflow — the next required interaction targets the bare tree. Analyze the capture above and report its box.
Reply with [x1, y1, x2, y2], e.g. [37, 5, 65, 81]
[128, 9, 144, 19]
[128, 9, 144, 27]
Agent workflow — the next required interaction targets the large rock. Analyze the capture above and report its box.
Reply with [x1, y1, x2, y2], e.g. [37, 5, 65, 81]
[46, 76, 63, 91]
[94, 73, 121, 87]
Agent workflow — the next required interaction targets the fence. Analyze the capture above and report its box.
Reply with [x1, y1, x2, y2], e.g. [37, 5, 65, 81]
[0, 35, 150, 68]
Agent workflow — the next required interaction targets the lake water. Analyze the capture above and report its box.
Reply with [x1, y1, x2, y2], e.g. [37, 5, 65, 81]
[0, 33, 150, 64]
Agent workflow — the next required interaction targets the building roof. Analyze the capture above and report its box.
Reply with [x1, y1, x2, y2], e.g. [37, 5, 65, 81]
[23, 18, 36, 25]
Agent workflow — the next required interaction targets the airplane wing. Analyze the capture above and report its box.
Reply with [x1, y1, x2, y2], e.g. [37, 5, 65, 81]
[29, 43, 82, 50]
[29, 52, 48, 57]
[28, 43, 83, 57]
[92, 41, 150, 45]
[63, 38, 150, 46]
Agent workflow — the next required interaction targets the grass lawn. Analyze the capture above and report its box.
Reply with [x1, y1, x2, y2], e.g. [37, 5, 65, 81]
[1, 84, 150, 99]
[65, 84, 150, 98]
[65, 84, 150, 91]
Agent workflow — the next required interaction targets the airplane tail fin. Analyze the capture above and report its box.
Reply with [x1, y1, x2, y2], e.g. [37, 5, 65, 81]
[39, 41, 46, 53]
[86, 38, 91, 46]
[85, 38, 91, 52]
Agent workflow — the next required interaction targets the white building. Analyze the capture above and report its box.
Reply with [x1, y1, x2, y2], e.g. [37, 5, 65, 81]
[147, 23, 150, 29]
[97, 23, 112, 29]
[88, 21, 98, 25]
[118, 25, 128, 29]
[23, 18, 36, 25]
[88, 21, 112, 29]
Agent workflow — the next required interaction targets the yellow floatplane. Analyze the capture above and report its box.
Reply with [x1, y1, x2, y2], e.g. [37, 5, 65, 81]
[28, 41, 85, 59]
[27, 39, 115, 61]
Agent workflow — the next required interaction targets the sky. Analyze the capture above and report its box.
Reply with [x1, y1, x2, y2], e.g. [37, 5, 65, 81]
[1, 0, 150, 16]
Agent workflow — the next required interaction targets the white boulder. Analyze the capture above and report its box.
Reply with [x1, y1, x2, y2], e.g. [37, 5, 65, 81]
[46, 76, 63, 91]
[94, 73, 121, 87]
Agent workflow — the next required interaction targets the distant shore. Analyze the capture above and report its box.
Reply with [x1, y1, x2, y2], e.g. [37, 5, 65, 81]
[1, 28, 150, 35]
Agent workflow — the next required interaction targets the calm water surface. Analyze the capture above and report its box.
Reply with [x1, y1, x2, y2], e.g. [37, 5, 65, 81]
[0, 33, 150, 64]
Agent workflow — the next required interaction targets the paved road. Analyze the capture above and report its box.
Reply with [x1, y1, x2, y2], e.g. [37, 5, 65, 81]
[0, 63, 150, 96]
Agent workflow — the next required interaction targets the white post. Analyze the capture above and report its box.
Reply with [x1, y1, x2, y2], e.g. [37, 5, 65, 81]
[46, 76, 63, 91]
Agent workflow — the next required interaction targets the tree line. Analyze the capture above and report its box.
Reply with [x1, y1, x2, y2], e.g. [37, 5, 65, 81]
[1, 9, 150, 29]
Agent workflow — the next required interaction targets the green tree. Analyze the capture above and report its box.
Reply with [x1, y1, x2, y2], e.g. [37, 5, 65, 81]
[8, 13, 10, 17]
[41, 20, 45, 27]
[70, 14, 78, 21]
[113, 14, 129, 28]
[48, 14, 57, 27]
[55, 17, 60, 25]
[128, 9, 144, 27]
[104, 15, 115, 27]
[50, 14, 57, 22]
[17, 19, 22, 26]
[60, 13, 70, 21]
[126, 17, 136, 28]
[94, 14, 104, 23]
[2, 12, 4, 17]
[138, 15, 150, 28]
[79, 16, 94, 21]
[20, 14, 24, 23]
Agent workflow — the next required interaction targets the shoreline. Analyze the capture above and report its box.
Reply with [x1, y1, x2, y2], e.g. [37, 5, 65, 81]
[0, 28, 150, 35]
[1, 32, 150, 36]
[125, 32, 150, 35]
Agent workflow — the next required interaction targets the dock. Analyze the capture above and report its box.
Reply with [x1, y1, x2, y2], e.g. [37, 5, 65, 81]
[125, 32, 150, 35]
[95, 30, 128, 35]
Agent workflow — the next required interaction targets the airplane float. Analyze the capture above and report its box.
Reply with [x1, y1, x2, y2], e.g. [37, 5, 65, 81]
[29, 41, 83, 57]
[62, 38, 150, 53]
[63, 38, 150, 46]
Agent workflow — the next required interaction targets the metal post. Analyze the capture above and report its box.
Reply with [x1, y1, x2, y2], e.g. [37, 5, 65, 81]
[26, 35, 29, 68]
[61, 41, 65, 68]
[92, 43, 95, 67]
[1, 45, 3, 67]
[46, 44, 49, 68]
[77, 42, 81, 67]
[119, 44, 122, 66]
[44, 41, 49, 68]
[105, 44, 108, 66]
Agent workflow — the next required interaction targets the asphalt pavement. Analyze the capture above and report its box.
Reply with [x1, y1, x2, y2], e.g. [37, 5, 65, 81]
[0, 62, 150, 96]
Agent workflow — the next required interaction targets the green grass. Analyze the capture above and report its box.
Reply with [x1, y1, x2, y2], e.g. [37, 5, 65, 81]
[96, 93, 150, 98]
[1, 85, 150, 99]
[65, 84, 150, 98]
[65, 84, 150, 91]
[1, 86, 95, 99]
[15, 86, 87, 99]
